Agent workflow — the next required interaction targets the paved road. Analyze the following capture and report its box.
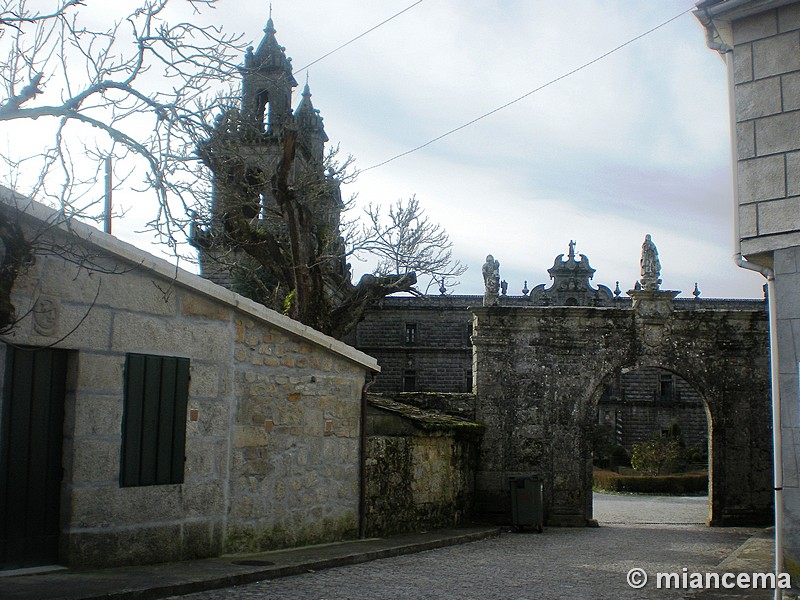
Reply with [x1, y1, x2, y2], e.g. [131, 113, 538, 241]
[595, 491, 709, 524]
[171, 494, 766, 600]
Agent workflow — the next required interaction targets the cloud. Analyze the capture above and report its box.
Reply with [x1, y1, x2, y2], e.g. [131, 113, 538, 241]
[1, 0, 764, 300]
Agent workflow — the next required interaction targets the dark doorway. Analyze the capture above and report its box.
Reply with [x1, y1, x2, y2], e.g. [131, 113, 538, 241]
[0, 346, 68, 569]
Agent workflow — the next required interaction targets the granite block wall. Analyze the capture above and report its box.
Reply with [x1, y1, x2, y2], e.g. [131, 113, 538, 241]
[0, 199, 375, 568]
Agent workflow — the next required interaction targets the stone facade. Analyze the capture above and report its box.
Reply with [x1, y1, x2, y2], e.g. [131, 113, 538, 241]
[354, 243, 771, 530]
[353, 245, 764, 471]
[0, 194, 376, 569]
[599, 366, 708, 453]
[696, 0, 800, 588]
[350, 295, 481, 394]
[472, 292, 771, 528]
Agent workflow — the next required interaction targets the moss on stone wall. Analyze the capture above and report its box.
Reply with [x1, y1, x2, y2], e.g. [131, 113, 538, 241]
[225, 513, 357, 554]
[365, 397, 482, 537]
[367, 394, 483, 437]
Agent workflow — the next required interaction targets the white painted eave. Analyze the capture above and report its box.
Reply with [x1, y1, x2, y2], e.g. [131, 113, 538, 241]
[694, 0, 797, 52]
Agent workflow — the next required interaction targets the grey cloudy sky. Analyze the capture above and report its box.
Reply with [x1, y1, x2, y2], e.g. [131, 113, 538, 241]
[218, 0, 764, 298]
[14, 0, 768, 299]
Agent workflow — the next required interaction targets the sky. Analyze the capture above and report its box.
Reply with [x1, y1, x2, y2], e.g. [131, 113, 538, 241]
[6, 0, 769, 299]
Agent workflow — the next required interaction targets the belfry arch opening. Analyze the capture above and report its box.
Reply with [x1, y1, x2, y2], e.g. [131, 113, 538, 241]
[256, 89, 269, 132]
[591, 365, 712, 525]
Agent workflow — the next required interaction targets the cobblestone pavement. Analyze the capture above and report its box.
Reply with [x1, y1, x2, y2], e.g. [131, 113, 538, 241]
[172, 494, 771, 600]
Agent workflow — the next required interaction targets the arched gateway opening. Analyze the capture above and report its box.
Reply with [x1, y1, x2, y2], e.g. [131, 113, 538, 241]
[592, 366, 711, 524]
[471, 289, 772, 527]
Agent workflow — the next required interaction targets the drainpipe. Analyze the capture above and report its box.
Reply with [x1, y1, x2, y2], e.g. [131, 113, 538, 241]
[722, 49, 784, 598]
[358, 373, 377, 539]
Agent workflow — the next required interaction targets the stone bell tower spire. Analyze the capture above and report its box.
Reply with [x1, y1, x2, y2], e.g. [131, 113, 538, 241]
[240, 15, 298, 136]
[193, 11, 344, 292]
[294, 77, 329, 164]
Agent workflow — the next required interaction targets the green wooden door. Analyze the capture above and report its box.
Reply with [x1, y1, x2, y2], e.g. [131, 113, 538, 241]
[0, 346, 67, 569]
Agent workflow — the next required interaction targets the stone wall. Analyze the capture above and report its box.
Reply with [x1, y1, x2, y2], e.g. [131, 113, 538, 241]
[696, 2, 800, 588]
[729, 4, 800, 587]
[472, 294, 772, 527]
[227, 320, 364, 552]
[364, 395, 482, 536]
[774, 246, 800, 582]
[727, 3, 800, 257]
[599, 398, 708, 454]
[0, 197, 375, 568]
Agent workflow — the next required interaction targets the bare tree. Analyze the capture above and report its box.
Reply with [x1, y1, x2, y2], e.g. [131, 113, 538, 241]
[0, 1, 466, 339]
[0, 0, 247, 331]
[351, 196, 467, 295]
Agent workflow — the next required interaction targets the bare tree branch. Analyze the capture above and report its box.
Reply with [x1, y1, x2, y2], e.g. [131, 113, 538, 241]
[0, 1, 465, 339]
[351, 196, 467, 294]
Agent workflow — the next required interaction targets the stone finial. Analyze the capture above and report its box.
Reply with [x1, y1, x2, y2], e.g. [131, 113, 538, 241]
[640, 234, 662, 291]
[693, 282, 701, 299]
[501, 280, 508, 296]
[439, 280, 447, 295]
[522, 280, 529, 296]
[528, 242, 614, 306]
[614, 281, 621, 298]
[482, 254, 500, 306]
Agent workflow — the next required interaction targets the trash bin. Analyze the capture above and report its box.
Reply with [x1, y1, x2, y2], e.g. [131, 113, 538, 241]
[508, 474, 543, 532]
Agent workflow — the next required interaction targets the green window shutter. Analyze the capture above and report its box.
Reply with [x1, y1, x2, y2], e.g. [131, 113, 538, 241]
[121, 354, 145, 487]
[170, 359, 190, 483]
[121, 354, 189, 487]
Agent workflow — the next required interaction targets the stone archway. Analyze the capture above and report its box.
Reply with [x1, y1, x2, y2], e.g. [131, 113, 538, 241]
[471, 290, 772, 527]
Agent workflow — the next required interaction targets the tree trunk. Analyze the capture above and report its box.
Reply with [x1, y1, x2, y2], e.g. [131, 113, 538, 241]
[0, 210, 32, 333]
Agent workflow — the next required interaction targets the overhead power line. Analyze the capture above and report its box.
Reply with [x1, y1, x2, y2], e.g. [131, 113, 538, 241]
[295, 1, 425, 74]
[362, 7, 694, 173]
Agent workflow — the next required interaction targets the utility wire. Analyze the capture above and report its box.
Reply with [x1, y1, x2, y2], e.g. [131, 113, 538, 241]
[295, 1, 425, 74]
[362, 7, 694, 173]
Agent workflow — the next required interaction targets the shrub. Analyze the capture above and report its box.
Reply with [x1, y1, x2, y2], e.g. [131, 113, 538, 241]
[593, 469, 708, 495]
[631, 436, 681, 475]
[610, 445, 630, 468]
[592, 424, 630, 468]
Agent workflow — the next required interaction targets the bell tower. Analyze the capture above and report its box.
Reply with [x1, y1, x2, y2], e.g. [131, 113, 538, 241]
[240, 17, 297, 136]
[194, 14, 343, 293]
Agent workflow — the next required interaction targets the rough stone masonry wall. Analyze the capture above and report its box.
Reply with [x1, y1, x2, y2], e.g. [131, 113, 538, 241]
[364, 397, 481, 536]
[472, 302, 771, 528]
[227, 318, 363, 552]
[1, 202, 372, 567]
